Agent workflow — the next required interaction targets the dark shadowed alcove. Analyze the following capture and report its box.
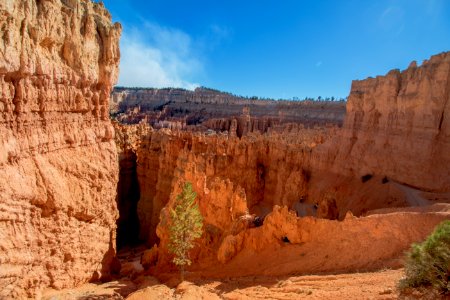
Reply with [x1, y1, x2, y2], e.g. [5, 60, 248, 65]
[116, 152, 141, 249]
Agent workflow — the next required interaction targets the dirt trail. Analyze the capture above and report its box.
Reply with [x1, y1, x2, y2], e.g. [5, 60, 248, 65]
[393, 182, 430, 207]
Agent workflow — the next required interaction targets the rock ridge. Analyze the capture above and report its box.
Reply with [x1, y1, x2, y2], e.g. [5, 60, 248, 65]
[110, 87, 346, 134]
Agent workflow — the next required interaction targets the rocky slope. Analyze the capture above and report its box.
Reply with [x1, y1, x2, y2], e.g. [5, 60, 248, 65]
[0, 0, 121, 298]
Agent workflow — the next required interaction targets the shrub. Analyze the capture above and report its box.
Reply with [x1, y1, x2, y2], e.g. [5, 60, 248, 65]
[399, 220, 450, 294]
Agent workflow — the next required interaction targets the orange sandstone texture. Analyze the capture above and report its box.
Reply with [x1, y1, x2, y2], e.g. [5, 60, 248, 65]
[42, 268, 405, 299]
[322, 52, 450, 192]
[306, 52, 450, 216]
[114, 124, 334, 245]
[125, 269, 404, 300]
[0, 0, 121, 298]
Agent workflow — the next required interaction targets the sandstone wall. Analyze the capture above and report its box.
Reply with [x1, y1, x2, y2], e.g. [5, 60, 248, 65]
[114, 124, 356, 260]
[327, 53, 450, 192]
[0, 0, 121, 298]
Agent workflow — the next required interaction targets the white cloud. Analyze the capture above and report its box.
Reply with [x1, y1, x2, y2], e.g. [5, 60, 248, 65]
[117, 22, 201, 90]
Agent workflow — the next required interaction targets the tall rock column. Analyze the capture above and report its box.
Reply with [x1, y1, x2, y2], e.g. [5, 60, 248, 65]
[0, 0, 121, 298]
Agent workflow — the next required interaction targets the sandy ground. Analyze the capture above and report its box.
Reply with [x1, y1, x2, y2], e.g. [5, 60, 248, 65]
[183, 269, 403, 300]
[43, 268, 407, 299]
[42, 204, 450, 300]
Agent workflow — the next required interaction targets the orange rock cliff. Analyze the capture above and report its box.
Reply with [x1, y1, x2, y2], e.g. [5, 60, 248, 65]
[330, 55, 450, 191]
[0, 0, 121, 298]
[114, 52, 450, 278]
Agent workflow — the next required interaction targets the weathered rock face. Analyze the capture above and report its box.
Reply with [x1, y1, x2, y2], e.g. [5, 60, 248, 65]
[115, 124, 335, 246]
[114, 122, 151, 248]
[308, 52, 450, 216]
[328, 53, 450, 192]
[0, 0, 121, 298]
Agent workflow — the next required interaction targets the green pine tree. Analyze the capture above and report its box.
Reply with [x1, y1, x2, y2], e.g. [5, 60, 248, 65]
[168, 182, 203, 281]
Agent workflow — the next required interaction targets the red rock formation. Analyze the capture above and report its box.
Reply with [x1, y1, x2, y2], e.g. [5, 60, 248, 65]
[114, 52, 450, 280]
[331, 53, 450, 192]
[308, 52, 450, 215]
[0, 0, 121, 297]
[114, 124, 334, 243]
[114, 124, 363, 275]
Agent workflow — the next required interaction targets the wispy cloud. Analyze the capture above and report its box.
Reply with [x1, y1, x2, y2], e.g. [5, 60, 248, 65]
[118, 22, 202, 89]
[379, 6, 405, 35]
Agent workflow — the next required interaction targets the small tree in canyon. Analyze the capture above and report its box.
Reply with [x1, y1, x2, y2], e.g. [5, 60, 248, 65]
[168, 182, 203, 281]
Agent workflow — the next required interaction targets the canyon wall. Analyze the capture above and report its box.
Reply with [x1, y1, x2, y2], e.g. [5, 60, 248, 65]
[110, 87, 346, 134]
[327, 53, 450, 192]
[0, 0, 121, 298]
[307, 52, 450, 216]
[143, 127, 333, 245]
[115, 52, 450, 278]
[115, 122, 412, 275]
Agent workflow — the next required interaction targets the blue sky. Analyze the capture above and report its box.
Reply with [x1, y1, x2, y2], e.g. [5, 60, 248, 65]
[103, 0, 450, 99]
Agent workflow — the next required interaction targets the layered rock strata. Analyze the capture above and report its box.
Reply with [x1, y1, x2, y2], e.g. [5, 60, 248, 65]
[0, 0, 121, 298]
[110, 87, 346, 135]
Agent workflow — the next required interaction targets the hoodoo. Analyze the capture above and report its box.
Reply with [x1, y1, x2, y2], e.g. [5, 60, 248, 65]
[0, 0, 121, 298]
